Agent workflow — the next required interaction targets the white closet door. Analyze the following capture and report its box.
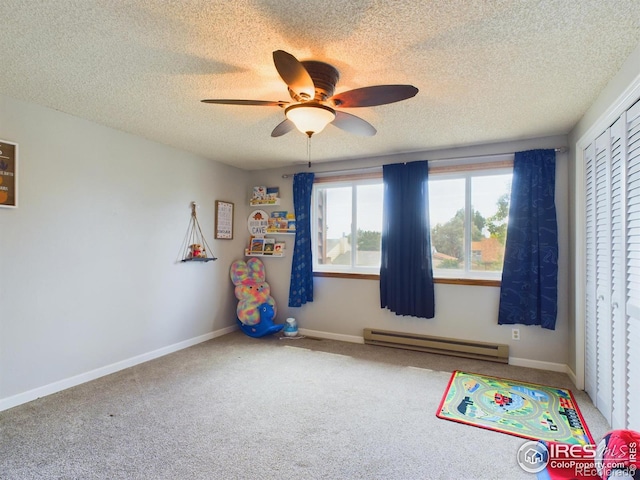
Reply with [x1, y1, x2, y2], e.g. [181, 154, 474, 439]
[609, 115, 627, 429]
[595, 130, 613, 425]
[585, 97, 640, 430]
[625, 99, 640, 430]
[584, 143, 597, 402]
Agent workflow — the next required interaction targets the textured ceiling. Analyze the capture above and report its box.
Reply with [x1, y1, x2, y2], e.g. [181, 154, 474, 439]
[1, 1, 639, 170]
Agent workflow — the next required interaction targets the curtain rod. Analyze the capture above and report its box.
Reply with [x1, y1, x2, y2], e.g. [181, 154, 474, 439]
[281, 147, 568, 178]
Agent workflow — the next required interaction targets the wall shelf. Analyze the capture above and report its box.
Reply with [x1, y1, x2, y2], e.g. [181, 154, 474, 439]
[250, 198, 280, 206]
[179, 202, 217, 263]
[246, 187, 289, 258]
[266, 229, 296, 235]
[245, 249, 285, 258]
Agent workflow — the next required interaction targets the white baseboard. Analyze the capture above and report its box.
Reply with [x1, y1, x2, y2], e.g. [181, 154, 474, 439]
[0, 325, 238, 412]
[298, 328, 364, 344]
[565, 366, 582, 390]
[508, 356, 568, 373]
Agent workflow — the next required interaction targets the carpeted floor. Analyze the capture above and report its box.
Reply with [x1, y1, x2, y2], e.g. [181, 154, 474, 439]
[0, 331, 609, 479]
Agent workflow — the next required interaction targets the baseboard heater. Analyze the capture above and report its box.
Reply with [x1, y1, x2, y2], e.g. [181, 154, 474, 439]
[363, 328, 509, 364]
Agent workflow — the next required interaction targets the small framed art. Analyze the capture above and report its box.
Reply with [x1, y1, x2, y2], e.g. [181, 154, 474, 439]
[215, 200, 234, 239]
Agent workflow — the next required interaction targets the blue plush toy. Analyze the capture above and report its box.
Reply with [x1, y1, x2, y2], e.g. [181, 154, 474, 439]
[237, 302, 284, 338]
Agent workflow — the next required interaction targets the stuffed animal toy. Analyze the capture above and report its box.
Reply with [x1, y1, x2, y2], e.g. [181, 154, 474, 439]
[189, 243, 205, 258]
[230, 258, 283, 337]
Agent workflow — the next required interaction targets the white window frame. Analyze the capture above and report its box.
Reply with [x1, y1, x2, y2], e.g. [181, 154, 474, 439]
[429, 165, 513, 281]
[311, 176, 383, 275]
[310, 159, 513, 280]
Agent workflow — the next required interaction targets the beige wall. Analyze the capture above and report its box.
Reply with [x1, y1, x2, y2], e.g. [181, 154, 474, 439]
[247, 136, 570, 369]
[0, 94, 248, 408]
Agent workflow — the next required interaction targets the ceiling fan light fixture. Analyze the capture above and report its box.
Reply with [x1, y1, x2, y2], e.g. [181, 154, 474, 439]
[285, 103, 336, 136]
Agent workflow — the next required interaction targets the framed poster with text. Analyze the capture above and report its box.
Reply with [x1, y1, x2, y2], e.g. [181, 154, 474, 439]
[215, 200, 234, 239]
[0, 140, 17, 208]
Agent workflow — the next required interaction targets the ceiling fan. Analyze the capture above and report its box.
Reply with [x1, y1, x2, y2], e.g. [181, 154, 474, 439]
[202, 50, 419, 138]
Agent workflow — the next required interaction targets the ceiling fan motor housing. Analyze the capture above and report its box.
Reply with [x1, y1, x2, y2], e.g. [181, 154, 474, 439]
[294, 61, 340, 102]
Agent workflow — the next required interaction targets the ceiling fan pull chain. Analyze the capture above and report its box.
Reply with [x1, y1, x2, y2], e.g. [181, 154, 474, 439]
[307, 134, 312, 168]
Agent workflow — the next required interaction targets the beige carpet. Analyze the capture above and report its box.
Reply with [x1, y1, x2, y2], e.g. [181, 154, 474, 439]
[0, 331, 609, 479]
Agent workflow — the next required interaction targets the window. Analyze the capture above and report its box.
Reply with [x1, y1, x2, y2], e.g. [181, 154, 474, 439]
[429, 167, 512, 279]
[311, 162, 512, 280]
[312, 176, 383, 274]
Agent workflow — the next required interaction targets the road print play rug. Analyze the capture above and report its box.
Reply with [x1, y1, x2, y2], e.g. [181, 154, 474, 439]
[436, 370, 593, 445]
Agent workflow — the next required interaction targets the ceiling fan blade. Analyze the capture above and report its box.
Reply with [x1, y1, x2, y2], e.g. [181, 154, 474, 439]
[271, 118, 295, 137]
[329, 85, 418, 108]
[201, 99, 288, 107]
[272, 50, 315, 100]
[331, 111, 376, 136]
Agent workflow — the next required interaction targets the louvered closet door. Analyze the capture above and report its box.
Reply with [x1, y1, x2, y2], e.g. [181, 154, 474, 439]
[609, 116, 627, 430]
[585, 97, 640, 430]
[594, 130, 613, 426]
[625, 99, 640, 431]
[585, 123, 625, 428]
[584, 143, 597, 403]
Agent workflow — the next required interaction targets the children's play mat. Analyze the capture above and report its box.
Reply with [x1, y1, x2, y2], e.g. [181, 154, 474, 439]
[436, 370, 593, 445]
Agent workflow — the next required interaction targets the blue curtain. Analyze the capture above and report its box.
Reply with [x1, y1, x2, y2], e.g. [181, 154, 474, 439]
[288, 173, 315, 307]
[380, 161, 435, 318]
[498, 149, 558, 329]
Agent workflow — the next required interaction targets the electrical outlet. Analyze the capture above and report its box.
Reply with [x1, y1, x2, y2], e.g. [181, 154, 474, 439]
[512, 328, 520, 341]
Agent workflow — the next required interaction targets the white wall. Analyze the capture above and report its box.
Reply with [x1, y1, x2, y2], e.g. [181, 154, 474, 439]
[0, 94, 247, 409]
[247, 135, 571, 369]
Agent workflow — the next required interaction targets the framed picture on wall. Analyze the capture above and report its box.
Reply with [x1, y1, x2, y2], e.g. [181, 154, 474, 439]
[215, 200, 234, 239]
[0, 139, 18, 208]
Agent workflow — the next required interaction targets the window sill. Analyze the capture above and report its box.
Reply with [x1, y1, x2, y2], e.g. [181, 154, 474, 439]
[313, 271, 501, 287]
[434, 277, 501, 287]
[314, 271, 380, 280]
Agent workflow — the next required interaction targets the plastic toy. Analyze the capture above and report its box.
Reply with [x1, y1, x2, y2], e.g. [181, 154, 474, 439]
[230, 258, 283, 337]
[237, 303, 283, 338]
